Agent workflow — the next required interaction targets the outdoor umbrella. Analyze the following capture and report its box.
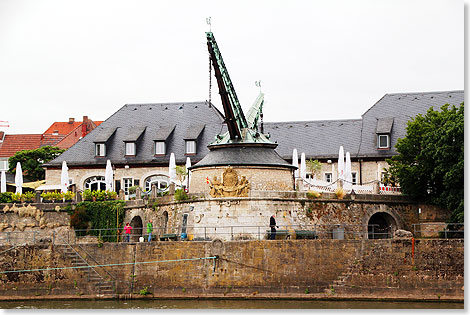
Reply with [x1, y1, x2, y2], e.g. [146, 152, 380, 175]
[15, 162, 23, 194]
[185, 157, 191, 189]
[292, 148, 299, 178]
[60, 161, 69, 193]
[169, 153, 176, 184]
[1, 170, 6, 193]
[300, 152, 307, 180]
[344, 152, 352, 191]
[337, 146, 345, 181]
[105, 159, 113, 191]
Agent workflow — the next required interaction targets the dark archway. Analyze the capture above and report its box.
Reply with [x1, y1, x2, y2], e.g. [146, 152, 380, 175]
[162, 211, 169, 234]
[368, 212, 397, 239]
[130, 216, 143, 242]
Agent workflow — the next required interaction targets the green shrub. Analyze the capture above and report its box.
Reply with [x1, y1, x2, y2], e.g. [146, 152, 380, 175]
[22, 191, 36, 202]
[174, 189, 188, 201]
[306, 190, 321, 199]
[81, 189, 93, 201]
[139, 287, 151, 296]
[11, 193, 22, 202]
[128, 186, 138, 194]
[106, 190, 117, 200]
[0, 192, 14, 203]
[92, 190, 107, 201]
[63, 191, 75, 201]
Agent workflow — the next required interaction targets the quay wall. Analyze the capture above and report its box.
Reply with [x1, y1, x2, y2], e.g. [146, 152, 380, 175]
[0, 239, 463, 300]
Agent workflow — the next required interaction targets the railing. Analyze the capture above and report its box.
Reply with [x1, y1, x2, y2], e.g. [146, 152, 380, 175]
[2, 223, 462, 245]
[68, 223, 394, 243]
[412, 222, 464, 239]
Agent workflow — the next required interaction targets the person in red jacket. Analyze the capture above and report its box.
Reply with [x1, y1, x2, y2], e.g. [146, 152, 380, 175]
[124, 222, 132, 242]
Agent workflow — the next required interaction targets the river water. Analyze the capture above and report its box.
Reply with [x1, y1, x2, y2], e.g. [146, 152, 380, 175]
[0, 299, 463, 309]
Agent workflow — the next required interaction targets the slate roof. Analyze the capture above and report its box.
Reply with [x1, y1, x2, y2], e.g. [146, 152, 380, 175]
[45, 101, 225, 167]
[357, 90, 464, 158]
[0, 134, 42, 157]
[263, 119, 363, 160]
[45, 90, 463, 167]
[190, 145, 296, 170]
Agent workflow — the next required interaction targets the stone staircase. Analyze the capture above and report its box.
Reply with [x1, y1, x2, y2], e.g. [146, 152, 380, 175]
[59, 245, 115, 296]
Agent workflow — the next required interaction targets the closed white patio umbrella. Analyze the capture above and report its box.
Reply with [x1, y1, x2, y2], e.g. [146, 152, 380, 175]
[292, 148, 299, 178]
[105, 160, 113, 191]
[344, 152, 352, 191]
[337, 146, 345, 181]
[169, 153, 176, 185]
[15, 162, 23, 194]
[1, 170, 6, 193]
[300, 152, 307, 180]
[60, 161, 69, 193]
[185, 157, 191, 189]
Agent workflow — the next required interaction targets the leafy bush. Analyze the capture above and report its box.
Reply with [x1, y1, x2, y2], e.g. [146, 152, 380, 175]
[69, 205, 90, 236]
[306, 190, 321, 199]
[81, 189, 93, 201]
[63, 191, 75, 201]
[92, 190, 107, 201]
[128, 186, 138, 194]
[11, 193, 21, 202]
[106, 190, 117, 200]
[174, 188, 188, 201]
[0, 192, 14, 203]
[22, 191, 36, 202]
[334, 188, 345, 199]
[69, 200, 126, 241]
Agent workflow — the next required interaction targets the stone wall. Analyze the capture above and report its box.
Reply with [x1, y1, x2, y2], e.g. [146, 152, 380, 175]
[189, 166, 294, 194]
[0, 239, 464, 300]
[129, 193, 427, 242]
[0, 203, 73, 245]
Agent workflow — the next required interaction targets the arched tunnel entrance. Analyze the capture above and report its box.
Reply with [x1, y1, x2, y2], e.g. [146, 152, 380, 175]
[130, 216, 143, 242]
[368, 212, 397, 239]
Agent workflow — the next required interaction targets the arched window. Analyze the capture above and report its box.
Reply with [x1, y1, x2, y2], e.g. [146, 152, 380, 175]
[84, 176, 106, 191]
[144, 175, 170, 192]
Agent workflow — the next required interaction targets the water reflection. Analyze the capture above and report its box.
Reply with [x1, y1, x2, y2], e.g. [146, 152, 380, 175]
[0, 299, 463, 309]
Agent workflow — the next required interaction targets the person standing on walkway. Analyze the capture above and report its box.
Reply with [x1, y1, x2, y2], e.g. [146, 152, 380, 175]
[269, 214, 277, 240]
[147, 219, 153, 242]
[124, 222, 132, 242]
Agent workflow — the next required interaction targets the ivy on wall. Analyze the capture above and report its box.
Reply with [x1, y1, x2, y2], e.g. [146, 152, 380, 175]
[67, 200, 126, 242]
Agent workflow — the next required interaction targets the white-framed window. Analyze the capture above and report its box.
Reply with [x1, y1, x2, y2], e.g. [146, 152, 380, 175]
[145, 174, 170, 192]
[185, 140, 196, 154]
[84, 176, 106, 191]
[155, 141, 166, 155]
[123, 178, 133, 196]
[325, 172, 332, 183]
[352, 172, 357, 185]
[125, 142, 136, 156]
[378, 134, 390, 149]
[0, 160, 8, 171]
[95, 143, 106, 156]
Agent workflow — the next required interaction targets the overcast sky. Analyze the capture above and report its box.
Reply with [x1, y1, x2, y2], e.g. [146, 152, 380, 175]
[0, 0, 463, 134]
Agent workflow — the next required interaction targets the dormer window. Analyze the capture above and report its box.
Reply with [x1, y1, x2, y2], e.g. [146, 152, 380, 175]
[125, 142, 136, 156]
[184, 124, 204, 155]
[376, 117, 394, 150]
[378, 134, 390, 149]
[185, 140, 196, 155]
[95, 143, 106, 156]
[155, 141, 166, 155]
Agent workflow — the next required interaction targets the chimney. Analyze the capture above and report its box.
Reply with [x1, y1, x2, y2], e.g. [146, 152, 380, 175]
[83, 116, 88, 123]
[82, 116, 89, 138]
[69, 117, 75, 124]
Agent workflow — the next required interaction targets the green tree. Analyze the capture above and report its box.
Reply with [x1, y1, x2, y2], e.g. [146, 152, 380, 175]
[306, 159, 322, 179]
[8, 146, 65, 181]
[386, 103, 464, 222]
[175, 165, 188, 186]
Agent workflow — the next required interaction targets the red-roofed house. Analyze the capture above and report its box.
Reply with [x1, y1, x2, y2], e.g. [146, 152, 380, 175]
[0, 116, 101, 181]
[41, 116, 102, 149]
[0, 133, 43, 170]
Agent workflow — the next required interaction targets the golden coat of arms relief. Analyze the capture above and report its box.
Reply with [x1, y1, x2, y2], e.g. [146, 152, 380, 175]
[209, 167, 250, 197]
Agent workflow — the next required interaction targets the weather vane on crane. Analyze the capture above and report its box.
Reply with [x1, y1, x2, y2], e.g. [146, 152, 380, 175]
[206, 17, 211, 32]
[255, 80, 262, 92]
